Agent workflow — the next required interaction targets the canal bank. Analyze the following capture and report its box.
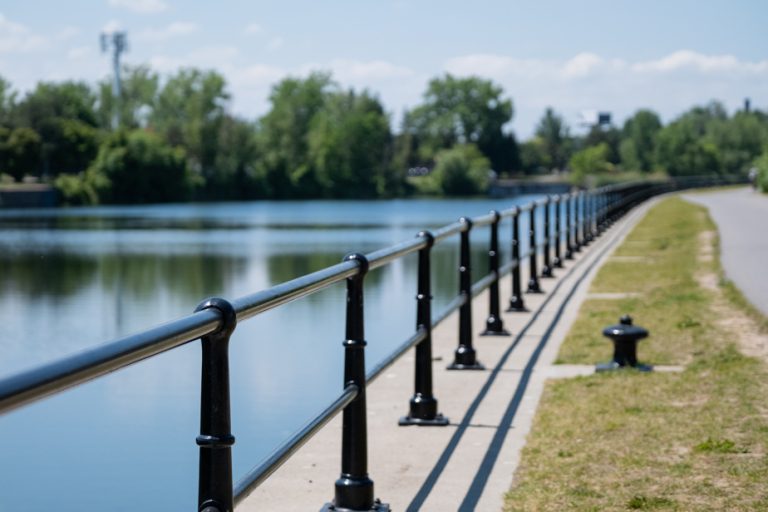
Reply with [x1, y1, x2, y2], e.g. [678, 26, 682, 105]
[238, 193, 655, 511]
[0, 184, 57, 208]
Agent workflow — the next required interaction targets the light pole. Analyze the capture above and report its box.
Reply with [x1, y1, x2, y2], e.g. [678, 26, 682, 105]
[100, 31, 128, 129]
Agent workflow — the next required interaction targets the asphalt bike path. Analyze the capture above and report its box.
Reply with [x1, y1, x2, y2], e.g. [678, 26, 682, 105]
[686, 187, 768, 316]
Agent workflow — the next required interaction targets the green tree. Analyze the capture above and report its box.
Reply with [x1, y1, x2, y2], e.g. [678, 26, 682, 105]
[619, 109, 662, 172]
[57, 130, 193, 205]
[534, 107, 571, 171]
[429, 144, 490, 196]
[582, 125, 621, 165]
[256, 72, 336, 197]
[655, 103, 727, 176]
[0, 127, 42, 181]
[518, 139, 549, 174]
[569, 142, 614, 184]
[209, 115, 261, 199]
[0, 76, 16, 127]
[308, 90, 396, 197]
[12, 81, 100, 177]
[150, 69, 229, 185]
[753, 151, 768, 192]
[97, 64, 159, 130]
[401, 74, 516, 172]
[708, 111, 768, 175]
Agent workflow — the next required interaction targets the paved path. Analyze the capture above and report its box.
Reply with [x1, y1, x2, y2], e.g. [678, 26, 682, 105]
[238, 199, 657, 511]
[685, 187, 768, 315]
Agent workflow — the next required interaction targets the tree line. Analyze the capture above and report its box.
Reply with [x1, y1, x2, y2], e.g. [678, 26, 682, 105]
[0, 66, 766, 204]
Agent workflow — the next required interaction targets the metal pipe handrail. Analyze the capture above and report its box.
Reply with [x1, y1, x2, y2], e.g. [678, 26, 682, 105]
[367, 328, 428, 386]
[0, 307, 222, 414]
[471, 271, 498, 298]
[366, 237, 427, 272]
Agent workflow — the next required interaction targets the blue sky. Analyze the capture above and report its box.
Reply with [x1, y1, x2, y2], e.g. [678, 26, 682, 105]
[0, 0, 766, 137]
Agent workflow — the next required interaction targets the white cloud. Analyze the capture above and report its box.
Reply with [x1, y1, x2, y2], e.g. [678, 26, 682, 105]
[445, 54, 549, 78]
[0, 13, 47, 53]
[231, 64, 284, 87]
[107, 0, 168, 14]
[633, 50, 768, 74]
[563, 53, 605, 78]
[244, 23, 262, 35]
[137, 21, 197, 42]
[441, 50, 768, 137]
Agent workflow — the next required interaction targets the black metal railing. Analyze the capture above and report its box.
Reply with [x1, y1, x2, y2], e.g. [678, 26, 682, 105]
[0, 175, 744, 511]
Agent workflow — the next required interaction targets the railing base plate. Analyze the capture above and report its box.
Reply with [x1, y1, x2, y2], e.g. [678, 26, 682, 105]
[446, 362, 485, 371]
[321, 498, 390, 512]
[398, 414, 450, 427]
[480, 328, 510, 336]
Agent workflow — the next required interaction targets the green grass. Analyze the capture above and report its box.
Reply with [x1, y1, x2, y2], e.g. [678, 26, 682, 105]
[556, 198, 711, 365]
[505, 197, 768, 511]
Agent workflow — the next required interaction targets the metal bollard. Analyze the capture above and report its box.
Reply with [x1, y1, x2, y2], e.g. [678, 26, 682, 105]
[195, 297, 237, 512]
[448, 218, 484, 370]
[482, 211, 510, 336]
[325, 254, 390, 511]
[400, 232, 449, 426]
[507, 207, 527, 312]
[596, 315, 652, 372]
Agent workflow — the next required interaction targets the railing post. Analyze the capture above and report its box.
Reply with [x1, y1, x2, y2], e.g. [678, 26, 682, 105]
[195, 297, 237, 512]
[400, 232, 449, 426]
[327, 253, 389, 511]
[597, 191, 605, 234]
[541, 197, 554, 278]
[584, 191, 594, 243]
[565, 194, 574, 260]
[527, 204, 543, 293]
[482, 211, 509, 336]
[573, 191, 583, 252]
[553, 196, 563, 268]
[448, 217, 484, 370]
[507, 208, 526, 312]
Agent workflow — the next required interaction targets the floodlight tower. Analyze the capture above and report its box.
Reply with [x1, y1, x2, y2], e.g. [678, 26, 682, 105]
[100, 31, 128, 129]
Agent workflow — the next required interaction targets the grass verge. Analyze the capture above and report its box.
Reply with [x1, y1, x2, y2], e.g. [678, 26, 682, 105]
[505, 197, 768, 511]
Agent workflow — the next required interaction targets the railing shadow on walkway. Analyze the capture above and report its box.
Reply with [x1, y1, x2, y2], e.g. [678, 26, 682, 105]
[0, 175, 743, 511]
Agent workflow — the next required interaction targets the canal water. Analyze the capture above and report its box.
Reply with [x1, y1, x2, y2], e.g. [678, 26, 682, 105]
[0, 197, 546, 510]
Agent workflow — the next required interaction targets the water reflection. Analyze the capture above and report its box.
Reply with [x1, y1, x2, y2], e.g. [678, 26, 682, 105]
[0, 250, 247, 302]
[0, 251, 97, 299]
[0, 196, 541, 510]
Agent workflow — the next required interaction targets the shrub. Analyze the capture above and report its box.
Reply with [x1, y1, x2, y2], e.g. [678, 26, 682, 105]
[430, 144, 490, 196]
[754, 151, 768, 193]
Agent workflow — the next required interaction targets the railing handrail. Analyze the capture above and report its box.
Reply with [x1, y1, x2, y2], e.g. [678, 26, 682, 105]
[0, 174, 746, 510]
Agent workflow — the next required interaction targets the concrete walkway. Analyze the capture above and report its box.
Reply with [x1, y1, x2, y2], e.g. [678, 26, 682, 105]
[685, 187, 768, 316]
[238, 199, 657, 511]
